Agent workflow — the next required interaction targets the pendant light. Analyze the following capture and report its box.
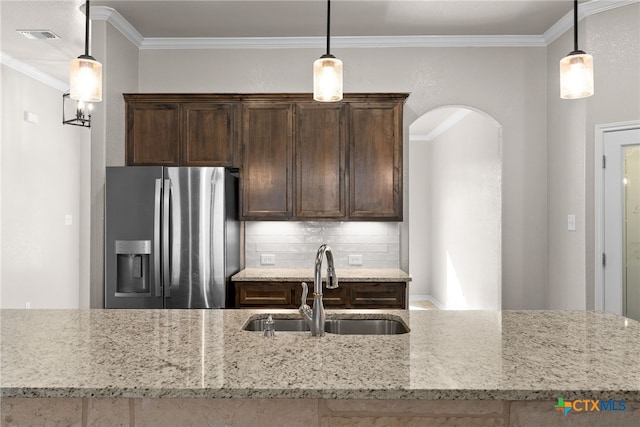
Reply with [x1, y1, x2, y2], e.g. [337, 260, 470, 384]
[559, 0, 594, 99]
[62, 92, 92, 127]
[313, 0, 343, 102]
[70, 0, 102, 102]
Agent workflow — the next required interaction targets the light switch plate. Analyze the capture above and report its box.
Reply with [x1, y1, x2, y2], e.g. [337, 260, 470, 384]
[348, 254, 363, 266]
[23, 111, 39, 124]
[567, 214, 576, 231]
[261, 254, 276, 265]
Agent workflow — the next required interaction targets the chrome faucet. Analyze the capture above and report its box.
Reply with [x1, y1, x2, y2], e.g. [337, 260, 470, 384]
[299, 244, 339, 336]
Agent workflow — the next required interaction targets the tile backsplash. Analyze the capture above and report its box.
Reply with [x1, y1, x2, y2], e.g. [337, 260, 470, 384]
[244, 222, 400, 269]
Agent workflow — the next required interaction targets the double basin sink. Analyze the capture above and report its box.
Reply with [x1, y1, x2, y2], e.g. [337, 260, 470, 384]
[243, 315, 409, 335]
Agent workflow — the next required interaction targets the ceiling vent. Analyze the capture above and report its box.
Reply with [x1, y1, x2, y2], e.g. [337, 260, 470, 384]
[17, 30, 61, 40]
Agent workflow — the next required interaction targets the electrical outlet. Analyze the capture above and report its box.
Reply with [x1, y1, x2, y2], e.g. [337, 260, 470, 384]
[25, 302, 31, 309]
[348, 254, 363, 266]
[260, 254, 276, 265]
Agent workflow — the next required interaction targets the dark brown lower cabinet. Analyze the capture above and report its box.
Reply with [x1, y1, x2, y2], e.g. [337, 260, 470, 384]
[296, 284, 349, 308]
[233, 281, 406, 309]
[234, 282, 294, 308]
[349, 282, 405, 309]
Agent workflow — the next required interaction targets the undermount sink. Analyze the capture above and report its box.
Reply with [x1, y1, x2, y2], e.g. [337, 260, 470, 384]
[242, 315, 410, 335]
[323, 318, 409, 335]
[243, 317, 310, 332]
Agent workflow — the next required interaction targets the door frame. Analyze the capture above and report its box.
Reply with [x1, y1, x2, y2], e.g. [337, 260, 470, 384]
[595, 120, 640, 312]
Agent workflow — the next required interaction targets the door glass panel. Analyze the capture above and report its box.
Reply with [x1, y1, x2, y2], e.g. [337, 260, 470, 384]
[624, 145, 640, 321]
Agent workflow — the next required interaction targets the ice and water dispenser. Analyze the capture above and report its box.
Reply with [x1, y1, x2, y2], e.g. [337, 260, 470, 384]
[115, 240, 151, 296]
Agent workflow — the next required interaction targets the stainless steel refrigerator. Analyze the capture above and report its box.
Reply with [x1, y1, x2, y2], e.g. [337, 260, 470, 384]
[105, 166, 240, 309]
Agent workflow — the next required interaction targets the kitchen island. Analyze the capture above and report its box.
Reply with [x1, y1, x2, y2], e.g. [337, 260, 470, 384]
[1, 309, 639, 426]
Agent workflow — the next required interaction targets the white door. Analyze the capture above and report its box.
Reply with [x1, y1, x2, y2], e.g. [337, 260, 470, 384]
[603, 128, 640, 321]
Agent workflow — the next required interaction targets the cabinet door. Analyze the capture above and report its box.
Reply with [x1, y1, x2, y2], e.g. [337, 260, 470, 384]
[349, 102, 403, 220]
[183, 103, 237, 166]
[241, 103, 293, 219]
[126, 102, 180, 165]
[349, 282, 406, 308]
[295, 103, 346, 219]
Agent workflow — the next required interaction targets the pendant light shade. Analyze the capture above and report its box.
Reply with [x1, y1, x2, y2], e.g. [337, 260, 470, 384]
[313, 0, 343, 102]
[314, 55, 343, 102]
[70, 1, 102, 102]
[560, 52, 593, 99]
[560, 0, 594, 99]
[70, 56, 102, 102]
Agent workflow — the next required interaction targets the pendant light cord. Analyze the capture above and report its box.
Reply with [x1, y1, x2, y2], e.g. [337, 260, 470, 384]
[573, 0, 578, 52]
[326, 0, 331, 56]
[84, 0, 90, 56]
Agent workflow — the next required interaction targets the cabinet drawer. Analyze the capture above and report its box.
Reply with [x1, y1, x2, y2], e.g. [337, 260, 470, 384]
[235, 282, 294, 308]
[349, 282, 406, 309]
[295, 283, 348, 308]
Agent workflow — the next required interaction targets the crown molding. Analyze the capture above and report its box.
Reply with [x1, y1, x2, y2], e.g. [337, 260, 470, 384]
[0, 52, 69, 92]
[91, 6, 144, 48]
[140, 35, 546, 50]
[544, 0, 639, 45]
[582, 0, 639, 15]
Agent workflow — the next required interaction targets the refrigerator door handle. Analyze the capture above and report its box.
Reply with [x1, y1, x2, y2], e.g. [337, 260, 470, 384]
[153, 179, 162, 297]
[162, 178, 171, 298]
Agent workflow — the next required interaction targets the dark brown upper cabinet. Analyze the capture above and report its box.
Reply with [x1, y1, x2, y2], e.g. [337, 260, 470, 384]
[126, 100, 181, 166]
[349, 101, 404, 220]
[295, 103, 346, 219]
[240, 102, 293, 219]
[183, 102, 237, 166]
[124, 93, 407, 221]
[124, 94, 238, 167]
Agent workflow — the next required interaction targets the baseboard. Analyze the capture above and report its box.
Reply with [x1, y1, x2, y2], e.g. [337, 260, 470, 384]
[409, 294, 445, 310]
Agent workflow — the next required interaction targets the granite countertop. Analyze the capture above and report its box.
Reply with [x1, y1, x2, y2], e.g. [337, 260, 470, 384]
[1, 309, 639, 401]
[231, 268, 412, 282]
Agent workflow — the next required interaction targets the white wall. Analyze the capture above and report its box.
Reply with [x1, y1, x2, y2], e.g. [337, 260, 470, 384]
[418, 110, 501, 309]
[123, 46, 548, 310]
[245, 222, 399, 269]
[546, 25, 587, 309]
[408, 132, 430, 297]
[546, 3, 640, 309]
[0, 65, 89, 308]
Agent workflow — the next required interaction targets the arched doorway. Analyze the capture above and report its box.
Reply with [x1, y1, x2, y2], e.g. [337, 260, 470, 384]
[409, 106, 502, 309]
